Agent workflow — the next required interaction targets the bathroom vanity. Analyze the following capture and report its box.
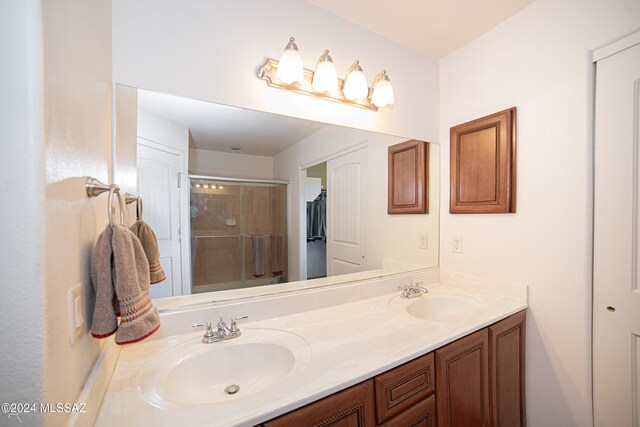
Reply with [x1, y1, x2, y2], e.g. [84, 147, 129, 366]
[94, 270, 527, 427]
[262, 311, 525, 426]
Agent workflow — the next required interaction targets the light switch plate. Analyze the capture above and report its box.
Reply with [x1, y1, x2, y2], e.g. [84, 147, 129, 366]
[419, 234, 428, 249]
[68, 283, 84, 346]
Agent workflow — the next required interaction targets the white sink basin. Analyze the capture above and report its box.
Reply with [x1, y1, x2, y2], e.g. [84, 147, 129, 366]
[391, 293, 487, 322]
[137, 328, 311, 407]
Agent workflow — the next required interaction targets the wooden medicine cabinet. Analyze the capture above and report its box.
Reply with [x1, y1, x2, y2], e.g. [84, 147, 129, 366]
[388, 139, 429, 214]
[450, 107, 516, 214]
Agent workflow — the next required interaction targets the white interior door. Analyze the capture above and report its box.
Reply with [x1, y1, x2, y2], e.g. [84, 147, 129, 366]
[326, 148, 367, 276]
[593, 41, 640, 426]
[137, 139, 183, 298]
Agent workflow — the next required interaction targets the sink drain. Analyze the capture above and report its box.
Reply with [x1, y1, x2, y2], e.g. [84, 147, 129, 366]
[225, 384, 240, 395]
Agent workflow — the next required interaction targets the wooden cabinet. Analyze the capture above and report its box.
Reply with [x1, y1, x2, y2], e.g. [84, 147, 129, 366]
[263, 380, 376, 427]
[449, 107, 516, 214]
[263, 311, 525, 427]
[489, 310, 526, 427]
[388, 140, 429, 214]
[374, 352, 435, 424]
[378, 394, 436, 427]
[436, 329, 490, 427]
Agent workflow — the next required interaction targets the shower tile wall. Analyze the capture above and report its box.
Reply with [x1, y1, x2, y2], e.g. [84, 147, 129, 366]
[191, 183, 287, 292]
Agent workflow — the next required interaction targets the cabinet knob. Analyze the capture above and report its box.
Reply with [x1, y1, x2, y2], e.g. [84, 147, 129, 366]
[606, 305, 616, 312]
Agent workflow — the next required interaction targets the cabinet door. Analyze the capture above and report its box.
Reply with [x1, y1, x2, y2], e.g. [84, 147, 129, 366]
[264, 380, 376, 427]
[489, 310, 526, 427]
[436, 329, 489, 427]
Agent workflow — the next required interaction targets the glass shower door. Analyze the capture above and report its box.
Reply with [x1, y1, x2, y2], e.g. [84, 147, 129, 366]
[189, 179, 287, 294]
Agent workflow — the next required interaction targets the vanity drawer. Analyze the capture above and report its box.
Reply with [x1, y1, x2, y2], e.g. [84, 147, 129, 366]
[264, 379, 376, 427]
[374, 352, 435, 424]
[378, 394, 436, 427]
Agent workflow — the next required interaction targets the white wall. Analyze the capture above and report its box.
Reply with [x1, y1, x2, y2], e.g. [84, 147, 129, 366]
[274, 126, 440, 281]
[112, 0, 438, 142]
[0, 1, 46, 424]
[189, 148, 274, 179]
[439, 0, 640, 425]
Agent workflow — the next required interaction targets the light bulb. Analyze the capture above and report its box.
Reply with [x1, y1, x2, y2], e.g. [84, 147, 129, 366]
[371, 70, 395, 108]
[203, 184, 210, 189]
[343, 60, 368, 101]
[276, 37, 304, 84]
[195, 183, 202, 188]
[312, 50, 339, 93]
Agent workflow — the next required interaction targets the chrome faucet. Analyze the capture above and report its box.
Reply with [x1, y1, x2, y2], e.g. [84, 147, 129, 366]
[193, 315, 248, 344]
[400, 281, 428, 299]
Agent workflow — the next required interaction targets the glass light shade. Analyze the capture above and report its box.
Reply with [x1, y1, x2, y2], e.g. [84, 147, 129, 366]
[312, 50, 339, 93]
[343, 61, 368, 101]
[371, 71, 395, 108]
[276, 37, 303, 84]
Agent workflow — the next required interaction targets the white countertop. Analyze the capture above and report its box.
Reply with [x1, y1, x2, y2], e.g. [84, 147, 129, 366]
[95, 275, 527, 427]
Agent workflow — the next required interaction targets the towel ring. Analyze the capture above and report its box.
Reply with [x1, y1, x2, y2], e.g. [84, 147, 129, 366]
[108, 186, 125, 226]
[125, 193, 143, 221]
[136, 197, 143, 220]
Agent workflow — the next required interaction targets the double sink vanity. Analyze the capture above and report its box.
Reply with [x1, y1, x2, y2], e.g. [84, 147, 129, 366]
[95, 269, 527, 426]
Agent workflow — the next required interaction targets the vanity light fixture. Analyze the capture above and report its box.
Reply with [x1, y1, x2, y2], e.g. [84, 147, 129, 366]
[371, 70, 395, 108]
[275, 37, 304, 84]
[257, 37, 394, 111]
[343, 60, 369, 101]
[312, 50, 339, 94]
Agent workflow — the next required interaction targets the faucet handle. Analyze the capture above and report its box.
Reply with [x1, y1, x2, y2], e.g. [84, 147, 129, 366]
[230, 315, 248, 333]
[193, 321, 214, 337]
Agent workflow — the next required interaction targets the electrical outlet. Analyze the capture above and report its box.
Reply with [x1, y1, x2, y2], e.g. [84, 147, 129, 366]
[452, 236, 463, 253]
[419, 234, 428, 249]
[68, 283, 84, 346]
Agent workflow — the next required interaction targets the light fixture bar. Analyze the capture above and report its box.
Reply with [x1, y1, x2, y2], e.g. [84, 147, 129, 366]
[257, 58, 378, 112]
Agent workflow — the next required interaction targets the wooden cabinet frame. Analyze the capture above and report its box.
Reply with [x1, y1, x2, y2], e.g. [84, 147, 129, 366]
[388, 140, 429, 214]
[450, 107, 516, 214]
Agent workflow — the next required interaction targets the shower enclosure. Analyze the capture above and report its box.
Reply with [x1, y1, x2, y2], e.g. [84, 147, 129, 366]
[189, 176, 288, 294]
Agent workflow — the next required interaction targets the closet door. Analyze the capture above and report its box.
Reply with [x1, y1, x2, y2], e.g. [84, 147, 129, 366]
[326, 148, 368, 276]
[593, 37, 640, 426]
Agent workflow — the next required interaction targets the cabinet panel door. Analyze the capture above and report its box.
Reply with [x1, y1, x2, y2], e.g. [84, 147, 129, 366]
[489, 310, 526, 427]
[388, 139, 428, 214]
[264, 380, 376, 427]
[436, 329, 489, 427]
[378, 394, 436, 427]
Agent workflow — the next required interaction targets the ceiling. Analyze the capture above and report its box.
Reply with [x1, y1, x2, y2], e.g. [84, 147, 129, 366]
[137, 90, 326, 156]
[306, 0, 535, 59]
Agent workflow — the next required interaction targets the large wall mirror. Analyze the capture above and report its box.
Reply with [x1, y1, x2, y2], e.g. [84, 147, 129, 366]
[113, 85, 440, 310]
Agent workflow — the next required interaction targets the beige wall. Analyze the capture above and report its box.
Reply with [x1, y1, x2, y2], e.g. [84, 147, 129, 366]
[439, 0, 640, 425]
[42, 1, 113, 425]
[189, 148, 274, 179]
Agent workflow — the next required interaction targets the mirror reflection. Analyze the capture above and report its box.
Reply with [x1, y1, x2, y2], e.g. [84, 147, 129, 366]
[114, 85, 440, 306]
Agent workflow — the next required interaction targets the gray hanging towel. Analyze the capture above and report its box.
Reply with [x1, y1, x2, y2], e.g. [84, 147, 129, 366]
[252, 235, 265, 278]
[90, 224, 161, 345]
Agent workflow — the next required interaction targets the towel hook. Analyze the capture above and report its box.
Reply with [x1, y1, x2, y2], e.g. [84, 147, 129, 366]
[108, 186, 125, 226]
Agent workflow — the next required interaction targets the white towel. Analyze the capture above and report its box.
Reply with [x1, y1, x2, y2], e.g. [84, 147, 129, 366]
[252, 235, 265, 278]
